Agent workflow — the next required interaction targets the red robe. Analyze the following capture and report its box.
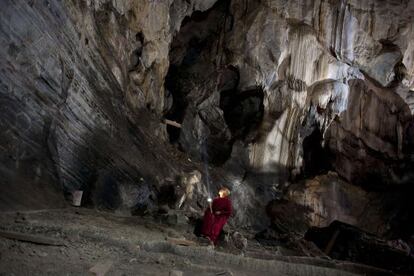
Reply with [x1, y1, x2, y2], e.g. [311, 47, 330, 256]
[201, 197, 232, 244]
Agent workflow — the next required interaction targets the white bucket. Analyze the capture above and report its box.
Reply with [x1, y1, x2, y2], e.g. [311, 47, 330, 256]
[72, 190, 83, 206]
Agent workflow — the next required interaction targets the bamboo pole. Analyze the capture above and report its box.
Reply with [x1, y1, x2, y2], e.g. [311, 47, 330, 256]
[163, 119, 182, 128]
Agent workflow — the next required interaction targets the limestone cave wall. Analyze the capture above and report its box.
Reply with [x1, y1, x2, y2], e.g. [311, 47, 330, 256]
[1, 0, 414, 238]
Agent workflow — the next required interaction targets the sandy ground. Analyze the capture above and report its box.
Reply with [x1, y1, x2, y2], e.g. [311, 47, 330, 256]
[0, 208, 392, 276]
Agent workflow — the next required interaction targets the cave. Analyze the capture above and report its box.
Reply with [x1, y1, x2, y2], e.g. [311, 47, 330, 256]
[164, 63, 188, 143]
[1, 0, 414, 275]
[164, 0, 230, 145]
[302, 127, 330, 177]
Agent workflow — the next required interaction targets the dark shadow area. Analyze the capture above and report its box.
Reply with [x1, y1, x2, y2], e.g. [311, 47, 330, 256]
[128, 31, 144, 71]
[192, 217, 204, 237]
[164, 64, 189, 143]
[203, 136, 234, 166]
[302, 128, 330, 177]
[380, 182, 414, 240]
[305, 221, 414, 274]
[164, 0, 231, 144]
[92, 172, 122, 210]
[220, 87, 265, 141]
[156, 184, 177, 209]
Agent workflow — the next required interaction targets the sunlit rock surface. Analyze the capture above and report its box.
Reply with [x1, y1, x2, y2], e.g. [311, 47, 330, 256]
[219, 0, 414, 228]
[1, 0, 414, 239]
[224, 0, 414, 185]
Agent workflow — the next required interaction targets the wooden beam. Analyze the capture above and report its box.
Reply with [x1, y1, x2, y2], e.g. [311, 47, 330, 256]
[167, 237, 197, 246]
[0, 230, 65, 246]
[89, 260, 113, 276]
[163, 119, 182, 128]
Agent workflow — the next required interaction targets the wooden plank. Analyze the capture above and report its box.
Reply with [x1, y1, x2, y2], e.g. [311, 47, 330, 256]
[163, 119, 182, 128]
[0, 230, 65, 246]
[89, 260, 113, 276]
[167, 237, 197, 246]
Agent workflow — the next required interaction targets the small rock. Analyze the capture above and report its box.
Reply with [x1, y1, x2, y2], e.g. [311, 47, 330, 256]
[231, 232, 247, 250]
[129, 258, 137, 263]
[169, 270, 183, 276]
[38, 252, 48, 257]
[197, 236, 210, 245]
[165, 228, 182, 238]
[89, 260, 113, 276]
[158, 204, 170, 214]
[177, 214, 189, 225]
[216, 271, 233, 276]
[182, 258, 191, 265]
[222, 224, 230, 233]
[160, 213, 176, 225]
[156, 255, 166, 264]
[14, 212, 26, 223]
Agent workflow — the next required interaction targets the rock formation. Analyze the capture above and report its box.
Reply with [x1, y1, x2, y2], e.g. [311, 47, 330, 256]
[1, 0, 414, 243]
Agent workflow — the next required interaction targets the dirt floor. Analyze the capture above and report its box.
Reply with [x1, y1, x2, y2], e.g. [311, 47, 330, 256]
[0, 208, 394, 276]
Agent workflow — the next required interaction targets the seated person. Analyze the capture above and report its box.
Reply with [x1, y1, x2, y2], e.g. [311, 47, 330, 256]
[201, 187, 232, 245]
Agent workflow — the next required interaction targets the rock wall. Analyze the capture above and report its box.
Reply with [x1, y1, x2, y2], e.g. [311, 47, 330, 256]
[0, 0, 217, 211]
[287, 172, 386, 235]
[167, 0, 414, 229]
[1, 0, 414, 236]
[223, 0, 414, 184]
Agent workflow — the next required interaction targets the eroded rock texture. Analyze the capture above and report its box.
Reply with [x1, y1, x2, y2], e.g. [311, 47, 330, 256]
[1, 0, 414, 241]
[0, 0, 217, 211]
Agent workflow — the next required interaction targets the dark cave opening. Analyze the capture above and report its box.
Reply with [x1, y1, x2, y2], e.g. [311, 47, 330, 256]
[164, 64, 189, 143]
[302, 128, 330, 177]
[220, 87, 265, 141]
[128, 31, 144, 71]
[164, 0, 230, 145]
[164, 36, 205, 144]
[157, 184, 177, 209]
